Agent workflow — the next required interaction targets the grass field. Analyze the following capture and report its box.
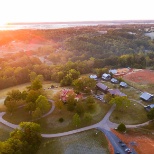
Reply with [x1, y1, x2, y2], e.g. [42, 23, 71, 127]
[37, 129, 110, 154]
[37, 101, 110, 134]
[110, 101, 148, 125]
[0, 123, 13, 141]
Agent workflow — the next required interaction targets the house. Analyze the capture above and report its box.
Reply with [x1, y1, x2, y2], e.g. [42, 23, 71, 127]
[60, 89, 82, 103]
[89, 74, 97, 80]
[102, 73, 111, 81]
[144, 104, 154, 111]
[140, 92, 154, 101]
[109, 69, 117, 75]
[108, 89, 127, 97]
[120, 82, 128, 88]
[111, 78, 119, 84]
[96, 82, 108, 93]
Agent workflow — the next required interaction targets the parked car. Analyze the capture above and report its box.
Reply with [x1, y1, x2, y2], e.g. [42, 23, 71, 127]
[125, 148, 130, 152]
[121, 143, 126, 147]
[118, 140, 122, 143]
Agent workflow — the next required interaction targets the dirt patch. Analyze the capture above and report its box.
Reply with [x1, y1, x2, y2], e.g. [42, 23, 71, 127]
[112, 129, 154, 154]
[123, 69, 154, 84]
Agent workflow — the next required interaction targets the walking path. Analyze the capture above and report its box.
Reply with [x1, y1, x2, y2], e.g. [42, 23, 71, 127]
[0, 98, 152, 137]
[0, 100, 55, 129]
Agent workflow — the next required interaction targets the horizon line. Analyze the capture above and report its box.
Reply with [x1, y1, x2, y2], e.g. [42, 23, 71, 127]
[7, 19, 154, 25]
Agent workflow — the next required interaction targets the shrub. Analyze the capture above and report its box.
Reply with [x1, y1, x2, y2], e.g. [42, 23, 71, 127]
[117, 123, 126, 132]
[59, 118, 64, 123]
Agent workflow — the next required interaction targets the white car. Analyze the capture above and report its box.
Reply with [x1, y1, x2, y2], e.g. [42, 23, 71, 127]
[125, 148, 130, 152]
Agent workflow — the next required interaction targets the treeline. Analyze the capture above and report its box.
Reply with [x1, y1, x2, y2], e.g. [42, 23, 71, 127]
[1, 51, 154, 90]
[1, 25, 154, 89]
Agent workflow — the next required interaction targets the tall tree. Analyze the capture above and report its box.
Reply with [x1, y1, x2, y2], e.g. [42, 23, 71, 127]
[35, 95, 50, 114]
[72, 113, 81, 127]
[109, 96, 130, 111]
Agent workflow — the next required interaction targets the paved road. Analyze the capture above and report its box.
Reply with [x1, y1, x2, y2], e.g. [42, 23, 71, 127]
[98, 127, 137, 154]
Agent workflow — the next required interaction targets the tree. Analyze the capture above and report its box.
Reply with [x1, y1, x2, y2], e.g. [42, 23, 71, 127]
[104, 93, 112, 103]
[109, 96, 130, 111]
[55, 100, 64, 111]
[4, 100, 17, 115]
[147, 108, 154, 120]
[35, 95, 50, 114]
[0, 122, 42, 154]
[73, 77, 96, 93]
[11, 122, 42, 154]
[85, 96, 96, 112]
[117, 123, 126, 132]
[32, 107, 42, 119]
[76, 103, 85, 116]
[67, 94, 77, 111]
[5, 89, 22, 101]
[60, 73, 73, 86]
[83, 112, 92, 123]
[86, 96, 95, 104]
[68, 69, 80, 80]
[72, 113, 81, 127]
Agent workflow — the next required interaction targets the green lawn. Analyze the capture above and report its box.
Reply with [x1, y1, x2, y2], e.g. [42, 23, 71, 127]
[110, 101, 149, 125]
[37, 129, 110, 154]
[37, 101, 110, 134]
[0, 123, 13, 141]
[3, 107, 32, 124]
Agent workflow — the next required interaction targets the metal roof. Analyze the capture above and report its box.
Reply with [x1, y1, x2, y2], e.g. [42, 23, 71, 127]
[140, 92, 154, 101]
[96, 82, 108, 91]
[108, 89, 126, 97]
[109, 69, 117, 74]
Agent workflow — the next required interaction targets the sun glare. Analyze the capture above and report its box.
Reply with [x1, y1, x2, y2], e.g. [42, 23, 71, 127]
[0, 21, 8, 26]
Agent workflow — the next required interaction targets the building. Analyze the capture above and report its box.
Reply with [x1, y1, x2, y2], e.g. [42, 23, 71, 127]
[111, 78, 119, 84]
[140, 92, 154, 101]
[109, 69, 117, 75]
[144, 104, 154, 111]
[108, 89, 127, 97]
[120, 82, 128, 88]
[60, 89, 82, 103]
[102, 73, 111, 81]
[96, 82, 108, 93]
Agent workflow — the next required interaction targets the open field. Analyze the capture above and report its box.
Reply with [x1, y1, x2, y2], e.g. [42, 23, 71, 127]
[37, 129, 110, 154]
[110, 101, 148, 125]
[0, 81, 59, 111]
[123, 69, 154, 93]
[112, 128, 154, 154]
[37, 101, 110, 134]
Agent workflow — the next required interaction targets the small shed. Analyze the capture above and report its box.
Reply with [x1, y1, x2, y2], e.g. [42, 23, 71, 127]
[120, 82, 128, 88]
[109, 69, 117, 74]
[108, 89, 126, 97]
[111, 78, 119, 84]
[144, 104, 154, 111]
[102, 73, 111, 81]
[96, 82, 108, 93]
[140, 92, 154, 101]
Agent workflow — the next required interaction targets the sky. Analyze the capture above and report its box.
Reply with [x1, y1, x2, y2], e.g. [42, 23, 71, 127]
[0, 0, 153, 24]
